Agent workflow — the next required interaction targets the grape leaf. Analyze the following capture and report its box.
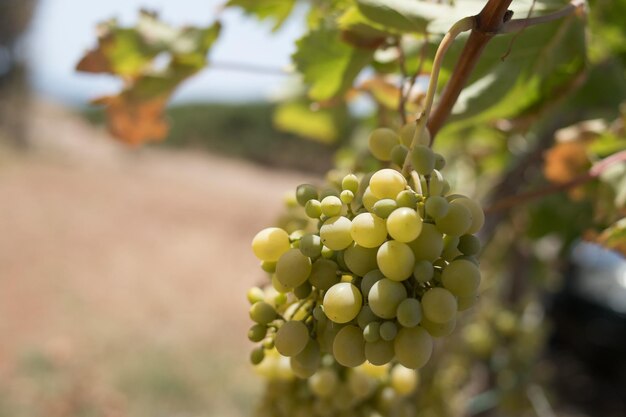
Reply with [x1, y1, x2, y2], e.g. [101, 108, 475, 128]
[293, 26, 374, 101]
[76, 11, 221, 145]
[226, 0, 296, 31]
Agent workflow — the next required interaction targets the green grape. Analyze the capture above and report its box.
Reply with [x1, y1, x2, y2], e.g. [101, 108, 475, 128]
[368, 278, 407, 319]
[248, 324, 267, 342]
[399, 122, 430, 147]
[433, 153, 446, 170]
[408, 223, 443, 261]
[442, 235, 462, 261]
[294, 281, 312, 299]
[394, 326, 433, 369]
[391, 144, 409, 167]
[305, 199, 322, 218]
[250, 301, 277, 325]
[457, 292, 479, 311]
[441, 259, 481, 296]
[313, 304, 326, 321]
[379, 321, 398, 341]
[451, 197, 485, 234]
[250, 346, 265, 365]
[318, 321, 342, 353]
[321, 195, 343, 217]
[252, 227, 291, 262]
[275, 248, 312, 288]
[387, 207, 423, 242]
[274, 292, 287, 306]
[351, 212, 388, 248]
[372, 199, 398, 219]
[369, 169, 407, 200]
[272, 274, 291, 293]
[427, 169, 446, 196]
[435, 201, 472, 236]
[368, 128, 400, 161]
[377, 240, 415, 281]
[340, 190, 354, 204]
[412, 260, 434, 283]
[260, 261, 276, 273]
[425, 195, 449, 219]
[458, 234, 481, 256]
[411, 145, 435, 175]
[421, 288, 457, 323]
[396, 298, 422, 328]
[342, 174, 359, 193]
[296, 184, 318, 206]
[299, 233, 323, 258]
[420, 316, 456, 338]
[309, 258, 339, 291]
[320, 216, 353, 250]
[396, 190, 419, 208]
[275, 320, 310, 357]
[361, 269, 384, 297]
[323, 283, 363, 323]
[364, 339, 395, 365]
[247, 287, 265, 304]
[390, 365, 418, 395]
[333, 325, 366, 367]
[347, 367, 377, 399]
[309, 368, 338, 397]
[357, 305, 378, 328]
[363, 322, 381, 342]
[291, 339, 321, 378]
[321, 245, 334, 259]
[362, 186, 379, 212]
[261, 337, 274, 350]
[344, 243, 378, 276]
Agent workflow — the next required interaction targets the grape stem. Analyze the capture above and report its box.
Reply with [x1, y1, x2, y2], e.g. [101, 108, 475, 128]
[485, 150, 626, 213]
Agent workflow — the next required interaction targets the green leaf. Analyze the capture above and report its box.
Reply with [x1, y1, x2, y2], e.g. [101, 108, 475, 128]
[293, 26, 374, 101]
[226, 0, 296, 31]
[273, 100, 348, 143]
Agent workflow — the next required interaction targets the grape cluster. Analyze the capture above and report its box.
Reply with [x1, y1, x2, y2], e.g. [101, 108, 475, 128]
[248, 125, 484, 376]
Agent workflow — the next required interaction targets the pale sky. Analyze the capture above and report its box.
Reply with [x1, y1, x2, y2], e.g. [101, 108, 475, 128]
[25, 0, 305, 105]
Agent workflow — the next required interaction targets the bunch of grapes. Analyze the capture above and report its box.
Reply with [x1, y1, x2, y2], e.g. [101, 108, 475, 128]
[247, 125, 484, 377]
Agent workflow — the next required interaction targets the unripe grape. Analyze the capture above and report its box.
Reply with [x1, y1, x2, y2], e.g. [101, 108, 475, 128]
[457, 293, 479, 311]
[247, 287, 265, 304]
[309, 258, 339, 291]
[379, 321, 398, 341]
[361, 269, 384, 297]
[451, 197, 485, 234]
[458, 234, 481, 256]
[420, 316, 456, 338]
[320, 216, 353, 250]
[441, 259, 481, 296]
[396, 190, 419, 208]
[391, 144, 409, 167]
[276, 248, 312, 288]
[372, 199, 398, 219]
[369, 169, 407, 200]
[425, 195, 449, 219]
[387, 207, 423, 242]
[357, 305, 378, 328]
[365, 339, 395, 365]
[342, 174, 359, 193]
[344, 243, 378, 276]
[291, 339, 321, 378]
[435, 201, 472, 236]
[309, 368, 338, 397]
[333, 325, 366, 367]
[250, 346, 265, 365]
[390, 364, 418, 395]
[248, 324, 267, 342]
[411, 145, 435, 175]
[260, 261, 276, 273]
[428, 169, 445, 196]
[340, 190, 354, 204]
[347, 367, 377, 399]
[362, 187, 379, 212]
[272, 274, 291, 293]
[351, 212, 387, 248]
[275, 320, 310, 357]
[299, 233, 323, 258]
[399, 123, 430, 147]
[294, 281, 312, 299]
[252, 227, 291, 262]
[421, 288, 457, 324]
[434, 153, 446, 170]
[407, 223, 443, 261]
[296, 184, 318, 206]
[363, 322, 381, 342]
[323, 283, 363, 323]
[249, 301, 277, 324]
[304, 199, 322, 218]
[396, 298, 422, 328]
[321, 195, 343, 217]
[368, 128, 400, 161]
[368, 278, 407, 319]
[413, 260, 434, 283]
[394, 326, 432, 369]
[377, 240, 415, 281]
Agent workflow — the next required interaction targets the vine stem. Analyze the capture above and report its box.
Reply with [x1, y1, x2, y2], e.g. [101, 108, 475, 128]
[485, 150, 626, 213]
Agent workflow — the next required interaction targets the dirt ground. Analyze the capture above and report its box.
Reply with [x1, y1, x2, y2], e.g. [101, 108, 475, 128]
[0, 101, 314, 417]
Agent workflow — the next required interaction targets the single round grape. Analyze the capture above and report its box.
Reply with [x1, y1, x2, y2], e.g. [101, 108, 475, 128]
[340, 190, 354, 204]
[379, 321, 398, 341]
[291, 339, 321, 378]
[442, 236, 462, 261]
[342, 174, 359, 193]
[457, 292, 479, 311]
[421, 287, 458, 324]
[347, 367, 377, 399]
[305, 199, 322, 218]
[357, 305, 378, 328]
[249, 301, 277, 325]
[248, 324, 267, 342]
[299, 233, 323, 258]
[320, 216, 353, 250]
[323, 283, 363, 323]
[321, 195, 343, 217]
[363, 322, 381, 342]
[387, 207, 423, 242]
[247, 287, 265, 304]
[252, 227, 291, 262]
[420, 316, 456, 338]
[458, 234, 481, 256]
[451, 197, 485, 234]
[294, 281, 312, 299]
[407, 223, 444, 261]
[434, 153, 446, 170]
[396, 298, 422, 328]
[377, 240, 415, 281]
[296, 184, 318, 206]
[372, 199, 398, 219]
[351, 212, 388, 248]
[425, 195, 449, 219]
[333, 325, 366, 367]
[390, 365, 418, 395]
[368, 278, 407, 319]
[427, 169, 446, 196]
[396, 190, 419, 208]
[362, 187, 379, 212]
[411, 145, 435, 175]
[260, 261, 276, 273]
[309, 258, 339, 291]
[274, 292, 287, 306]
[275, 248, 312, 288]
[369, 169, 407, 200]
[309, 368, 338, 397]
[412, 260, 434, 283]
[361, 269, 384, 297]
[441, 259, 481, 296]
[275, 321, 310, 357]
[369, 128, 400, 161]
[391, 144, 409, 167]
[250, 346, 265, 365]
[435, 201, 472, 236]
[394, 326, 433, 369]
[399, 123, 430, 147]
[344, 243, 378, 276]
[321, 246, 333, 258]
[271, 274, 291, 293]
[364, 339, 395, 365]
